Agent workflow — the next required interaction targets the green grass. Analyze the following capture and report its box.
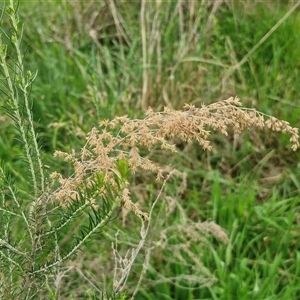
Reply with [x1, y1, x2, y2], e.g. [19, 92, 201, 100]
[1, 0, 300, 299]
[135, 174, 300, 299]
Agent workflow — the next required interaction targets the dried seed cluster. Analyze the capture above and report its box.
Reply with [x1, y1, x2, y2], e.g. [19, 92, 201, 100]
[51, 97, 299, 214]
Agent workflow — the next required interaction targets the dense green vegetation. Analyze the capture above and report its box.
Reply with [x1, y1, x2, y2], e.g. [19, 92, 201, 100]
[1, 1, 300, 299]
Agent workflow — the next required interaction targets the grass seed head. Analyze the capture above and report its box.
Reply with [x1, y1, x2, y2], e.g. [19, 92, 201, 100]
[51, 97, 299, 215]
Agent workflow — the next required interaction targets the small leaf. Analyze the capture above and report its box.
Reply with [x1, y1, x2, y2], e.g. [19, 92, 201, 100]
[116, 158, 129, 179]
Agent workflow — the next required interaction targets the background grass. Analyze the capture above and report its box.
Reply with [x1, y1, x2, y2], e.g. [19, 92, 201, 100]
[1, 0, 300, 299]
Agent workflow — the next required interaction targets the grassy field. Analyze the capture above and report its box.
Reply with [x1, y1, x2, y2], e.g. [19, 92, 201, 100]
[1, 0, 300, 299]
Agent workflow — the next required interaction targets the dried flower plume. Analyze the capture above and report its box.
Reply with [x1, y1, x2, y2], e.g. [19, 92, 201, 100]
[51, 97, 299, 216]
